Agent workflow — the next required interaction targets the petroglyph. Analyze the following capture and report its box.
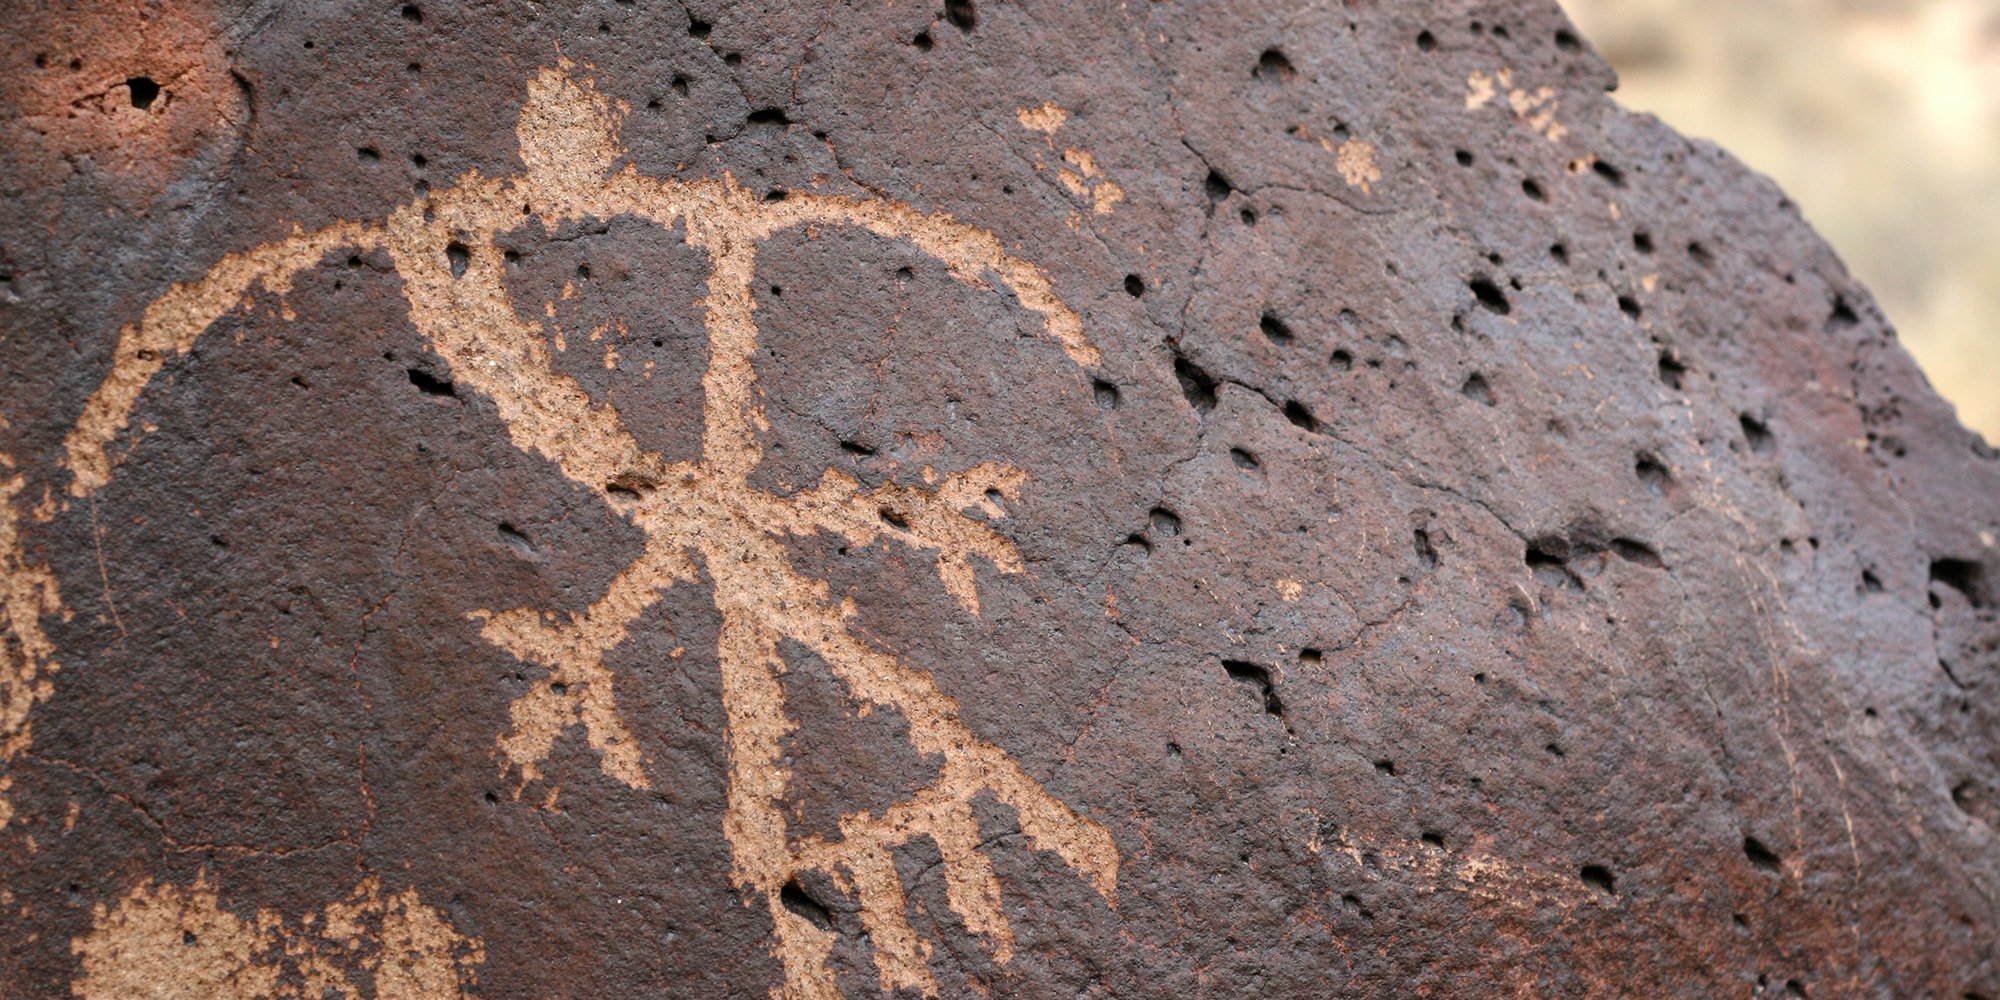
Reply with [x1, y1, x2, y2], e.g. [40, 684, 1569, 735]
[58, 62, 1117, 998]
[1016, 102, 1125, 217]
[71, 874, 484, 1000]
[0, 447, 61, 830]
[1015, 102, 1068, 136]
[1466, 68, 1569, 142]
[1335, 138, 1382, 193]
[1323, 830, 1613, 916]
[1287, 125, 1383, 194]
[1057, 148, 1126, 215]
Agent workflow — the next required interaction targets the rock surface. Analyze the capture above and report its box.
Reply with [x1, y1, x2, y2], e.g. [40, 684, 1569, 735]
[1563, 0, 2000, 442]
[3, 1, 1998, 997]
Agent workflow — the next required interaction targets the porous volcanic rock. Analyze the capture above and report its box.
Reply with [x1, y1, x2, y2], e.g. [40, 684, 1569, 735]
[4, 1, 1998, 997]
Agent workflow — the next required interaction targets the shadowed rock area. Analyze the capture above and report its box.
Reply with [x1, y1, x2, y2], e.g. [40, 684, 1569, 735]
[3, 1, 1997, 997]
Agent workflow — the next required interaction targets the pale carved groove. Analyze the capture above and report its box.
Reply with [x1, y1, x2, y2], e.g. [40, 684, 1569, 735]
[57, 61, 1117, 999]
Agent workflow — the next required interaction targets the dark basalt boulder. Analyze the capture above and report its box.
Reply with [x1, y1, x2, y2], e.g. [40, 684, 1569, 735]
[3, 1, 1997, 997]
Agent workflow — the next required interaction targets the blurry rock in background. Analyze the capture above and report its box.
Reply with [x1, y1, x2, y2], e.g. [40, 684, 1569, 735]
[1563, 0, 2000, 442]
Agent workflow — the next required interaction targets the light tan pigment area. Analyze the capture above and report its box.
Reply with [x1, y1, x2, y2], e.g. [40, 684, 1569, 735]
[50, 62, 1116, 999]
[70, 874, 483, 1000]
[0, 449, 61, 830]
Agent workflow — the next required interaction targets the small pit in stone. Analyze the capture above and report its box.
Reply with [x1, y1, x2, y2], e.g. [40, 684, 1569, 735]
[1413, 528, 1438, 569]
[126, 76, 160, 109]
[779, 881, 834, 931]
[1259, 313, 1295, 345]
[1469, 276, 1511, 315]
[1526, 542, 1581, 590]
[1635, 453, 1672, 496]
[1092, 379, 1121, 409]
[497, 522, 538, 559]
[1931, 558, 1990, 608]
[1739, 414, 1774, 454]
[1254, 48, 1296, 83]
[1611, 538, 1666, 570]
[1460, 373, 1494, 406]
[945, 0, 976, 32]
[1283, 400, 1319, 433]
[1657, 350, 1687, 390]
[1743, 835, 1781, 873]
[1580, 865, 1616, 896]
[1222, 660, 1285, 718]
[1203, 170, 1234, 204]
[406, 367, 456, 398]
[1172, 352, 1218, 413]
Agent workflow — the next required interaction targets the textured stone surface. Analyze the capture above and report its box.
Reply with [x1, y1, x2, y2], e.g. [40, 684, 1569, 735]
[4, 1, 1999, 997]
[1562, 0, 2000, 442]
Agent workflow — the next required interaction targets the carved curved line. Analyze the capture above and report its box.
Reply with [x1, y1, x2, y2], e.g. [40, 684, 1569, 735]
[64, 220, 381, 497]
[49, 64, 1117, 1000]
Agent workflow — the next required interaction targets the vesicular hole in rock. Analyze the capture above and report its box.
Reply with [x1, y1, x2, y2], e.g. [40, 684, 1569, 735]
[1259, 313, 1294, 345]
[126, 76, 159, 109]
[1204, 170, 1234, 203]
[1413, 528, 1438, 568]
[1221, 660, 1284, 717]
[1743, 836, 1781, 873]
[1580, 865, 1616, 895]
[1657, 350, 1687, 390]
[1283, 399, 1319, 432]
[1172, 353, 1218, 413]
[1740, 414, 1774, 454]
[1931, 558, 1990, 608]
[1254, 48, 1296, 83]
[1469, 276, 1511, 315]
[1092, 379, 1121, 409]
[779, 881, 833, 931]
[406, 366, 456, 398]
[945, 0, 975, 32]
[1460, 372, 1494, 406]
[1635, 453, 1672, 495]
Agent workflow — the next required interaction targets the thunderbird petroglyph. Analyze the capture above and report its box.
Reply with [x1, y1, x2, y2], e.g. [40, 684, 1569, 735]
[50, 62, 1115, 999]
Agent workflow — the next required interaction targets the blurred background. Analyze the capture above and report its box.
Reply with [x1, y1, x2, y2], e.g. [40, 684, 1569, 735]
[1562, 0, 2000, 442]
